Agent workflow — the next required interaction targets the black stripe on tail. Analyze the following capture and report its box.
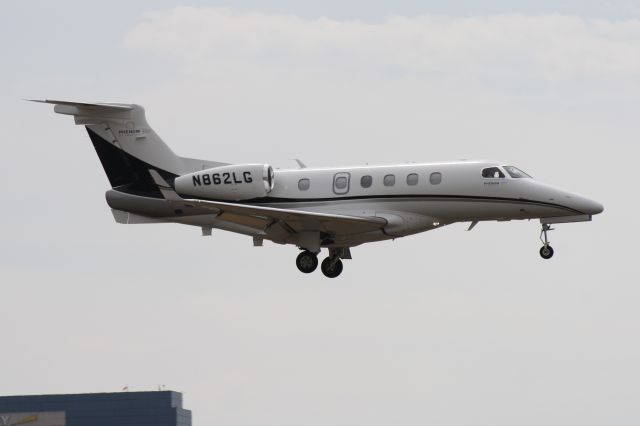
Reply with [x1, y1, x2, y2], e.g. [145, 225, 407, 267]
[86, 127, 177, 198]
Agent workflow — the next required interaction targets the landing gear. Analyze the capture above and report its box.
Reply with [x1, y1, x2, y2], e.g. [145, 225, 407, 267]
[295, 247, 349, 277]
[539, 245, 554, 259]
[321, 256, 343, 278]
[296, 251, 318, 273]
[539, 224, 554, 259]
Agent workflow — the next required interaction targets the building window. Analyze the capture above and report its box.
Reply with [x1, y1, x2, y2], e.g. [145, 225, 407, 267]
[360, 175, 372, 188]
[383, 174, 395, 186]
[298, 178, 310, 191]
[406, 173, 419, 185]
[430, 172, 442, 185]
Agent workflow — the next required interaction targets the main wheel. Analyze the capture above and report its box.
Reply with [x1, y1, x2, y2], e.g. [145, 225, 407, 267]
[321, 257, 343, 278]
[539, 245, 554, 259]
[296, 251, 318, 273]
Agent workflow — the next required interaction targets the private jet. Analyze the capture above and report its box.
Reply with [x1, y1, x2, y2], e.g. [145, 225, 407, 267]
[34, 100, 604, 278]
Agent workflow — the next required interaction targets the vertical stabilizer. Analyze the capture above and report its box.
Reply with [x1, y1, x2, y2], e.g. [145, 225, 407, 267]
[32, 99, 228, 197]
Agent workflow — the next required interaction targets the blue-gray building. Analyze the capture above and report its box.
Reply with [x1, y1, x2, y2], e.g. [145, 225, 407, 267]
[0, 391, 191, 426]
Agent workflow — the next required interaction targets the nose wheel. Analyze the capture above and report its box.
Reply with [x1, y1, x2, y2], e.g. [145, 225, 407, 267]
[539, 224, 554, 259]
[539, 245, 554, 259]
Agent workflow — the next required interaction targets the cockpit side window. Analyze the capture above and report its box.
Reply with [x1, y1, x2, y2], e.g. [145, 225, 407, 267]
[503, 166, 532, 178]
[481, 167, 505, 178]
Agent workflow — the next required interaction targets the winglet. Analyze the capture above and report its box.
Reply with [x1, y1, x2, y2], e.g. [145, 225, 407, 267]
[148, 169, 182, 201]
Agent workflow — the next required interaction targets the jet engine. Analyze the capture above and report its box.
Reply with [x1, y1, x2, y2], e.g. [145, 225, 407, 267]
[175, 164, 274, 201]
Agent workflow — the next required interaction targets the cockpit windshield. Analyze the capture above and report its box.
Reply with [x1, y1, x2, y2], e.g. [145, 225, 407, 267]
[503, 166, 532, 178]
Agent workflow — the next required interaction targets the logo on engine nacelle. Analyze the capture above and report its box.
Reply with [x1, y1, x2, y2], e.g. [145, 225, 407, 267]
[192, 172, 253, 186]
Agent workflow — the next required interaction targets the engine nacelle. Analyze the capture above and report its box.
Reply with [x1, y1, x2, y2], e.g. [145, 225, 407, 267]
[175, 164, 274, 201]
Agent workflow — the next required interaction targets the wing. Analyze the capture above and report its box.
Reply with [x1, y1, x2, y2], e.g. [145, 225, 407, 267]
[183, 198, 387, 235]
[147, 169, 386, 238]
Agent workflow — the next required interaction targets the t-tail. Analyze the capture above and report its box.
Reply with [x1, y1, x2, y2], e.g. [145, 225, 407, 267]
[31, 99, 226, 198]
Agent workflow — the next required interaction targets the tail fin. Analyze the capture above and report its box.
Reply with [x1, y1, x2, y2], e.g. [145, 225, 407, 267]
[32, 99, 226, 198]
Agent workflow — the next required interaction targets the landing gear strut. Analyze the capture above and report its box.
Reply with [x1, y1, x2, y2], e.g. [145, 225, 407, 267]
[539, 224, 554, 259]
[296, 251, 318, 273]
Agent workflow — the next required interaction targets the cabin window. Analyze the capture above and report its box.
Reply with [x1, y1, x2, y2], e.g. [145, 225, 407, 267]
[335, 176, 348, 189]
[298, 178, 310, 191]
[503, 165, 532, 178]
[383, 174, 395, 186]
[406, 173, 419, 186]
[361, 175, 372, 188]
[430, 172, 442, 185]
[481, 167, 505, 178]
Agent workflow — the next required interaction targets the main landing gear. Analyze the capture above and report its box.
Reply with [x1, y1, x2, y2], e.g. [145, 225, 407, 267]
[539, 224, 554, 259]
[321, 256, 343, 278]
[296, 251, 318, 273]
[295, 248, 349, 278]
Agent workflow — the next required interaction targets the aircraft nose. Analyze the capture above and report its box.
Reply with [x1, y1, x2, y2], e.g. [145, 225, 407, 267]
[576, 197, 604, 215]
[534, 181, 603, 216]
[588, 199, 604, 215]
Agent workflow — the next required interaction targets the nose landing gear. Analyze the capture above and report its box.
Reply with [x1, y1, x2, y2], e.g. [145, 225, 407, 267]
[539, 224, 554, 259]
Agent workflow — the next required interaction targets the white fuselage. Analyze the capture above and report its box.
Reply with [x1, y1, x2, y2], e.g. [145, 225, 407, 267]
[152, 160, 602, 248]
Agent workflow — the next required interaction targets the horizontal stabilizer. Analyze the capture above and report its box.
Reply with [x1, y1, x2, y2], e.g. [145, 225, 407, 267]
[28, 99, 133, 111]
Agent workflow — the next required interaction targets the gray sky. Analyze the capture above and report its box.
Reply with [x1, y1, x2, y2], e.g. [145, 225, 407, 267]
[1, 2, 638, 425]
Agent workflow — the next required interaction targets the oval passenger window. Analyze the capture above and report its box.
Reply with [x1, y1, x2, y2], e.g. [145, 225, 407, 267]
[361, 175, 372, 188]
[406, 173, 418, 185]
[335, 176, 348, 189]
[383, 174, 395, 186]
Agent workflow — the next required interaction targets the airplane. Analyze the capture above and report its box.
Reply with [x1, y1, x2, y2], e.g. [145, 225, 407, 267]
[34, 99, 604, 278]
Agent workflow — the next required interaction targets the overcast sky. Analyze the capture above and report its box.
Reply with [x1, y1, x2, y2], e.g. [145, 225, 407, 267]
[1, 1, 639, 425]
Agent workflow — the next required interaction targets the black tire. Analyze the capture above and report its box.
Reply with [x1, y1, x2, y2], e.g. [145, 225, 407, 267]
[321, 257, 343, 278]
[539, 245, 554, 259]
[296, 251, 318, 273]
